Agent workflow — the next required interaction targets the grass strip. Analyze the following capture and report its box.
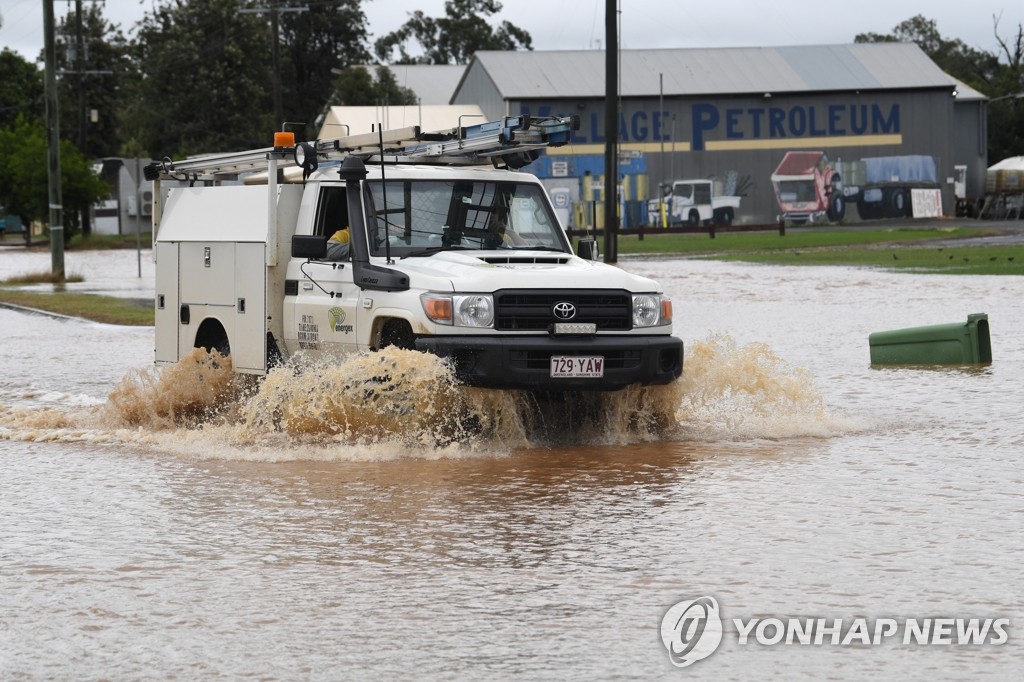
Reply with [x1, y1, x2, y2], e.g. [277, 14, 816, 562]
[0, 232, 152, 250]
[0, 289, 154, 326]
[609, 226, 1023, 274]
[614, 226, 999, 256]
[702, 244, 1024, 275]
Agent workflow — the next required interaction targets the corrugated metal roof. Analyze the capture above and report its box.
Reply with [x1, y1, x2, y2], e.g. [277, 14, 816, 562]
[466, 44, 959, 98]
[380, 64, 466, 105]
[948, 76, 987, 101]
[318, 105, 484, 139]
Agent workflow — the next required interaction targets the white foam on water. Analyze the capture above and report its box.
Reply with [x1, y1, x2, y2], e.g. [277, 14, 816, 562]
[0, 338, 862, 460]
[672, 334, 867, 441]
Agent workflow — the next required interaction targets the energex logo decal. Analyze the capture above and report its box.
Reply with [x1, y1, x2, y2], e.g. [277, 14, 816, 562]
[660, 596, 723, 668]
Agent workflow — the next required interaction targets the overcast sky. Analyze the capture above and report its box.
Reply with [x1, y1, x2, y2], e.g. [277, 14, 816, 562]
[0, 0, 1020, 63]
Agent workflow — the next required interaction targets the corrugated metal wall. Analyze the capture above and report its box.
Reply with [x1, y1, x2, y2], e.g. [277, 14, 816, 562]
[454, 65, 506, 121]
[509, 89, 958, 227]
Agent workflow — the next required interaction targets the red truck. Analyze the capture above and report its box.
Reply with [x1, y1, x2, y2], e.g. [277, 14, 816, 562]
[771, 151, 940, 225]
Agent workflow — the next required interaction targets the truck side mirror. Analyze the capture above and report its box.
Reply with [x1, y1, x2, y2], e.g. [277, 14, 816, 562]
[292, 234, 327, 259]
[577, 237, 599, 261]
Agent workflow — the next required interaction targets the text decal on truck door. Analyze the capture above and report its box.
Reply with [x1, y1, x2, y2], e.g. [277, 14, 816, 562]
[550, 356, 604, 379]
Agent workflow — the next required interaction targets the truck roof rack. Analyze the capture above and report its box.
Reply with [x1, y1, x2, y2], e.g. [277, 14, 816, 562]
[145, 114, 580, 182]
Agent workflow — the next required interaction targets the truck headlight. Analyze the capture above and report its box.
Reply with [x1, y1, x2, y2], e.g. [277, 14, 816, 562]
[454, 294, 494, 327]
[632, 294, 672, 328]
[421, 293, 494, 328]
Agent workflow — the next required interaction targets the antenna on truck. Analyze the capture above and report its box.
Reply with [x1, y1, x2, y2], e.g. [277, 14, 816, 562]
[377, 123, 394, 265]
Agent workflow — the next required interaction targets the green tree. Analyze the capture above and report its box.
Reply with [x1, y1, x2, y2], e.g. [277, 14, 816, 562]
[276, 1, 372, 141]
[374, 0, 532, 65]
[987, 18, 1024, 160]
[54, 3, 134, 159]
[328, 65, 418, 108]
[0, 115, 107, 239]
[855, 15, 1001, 91]
[856, 14, 1024, 160]
[50, 4, 135, 236]
[0, 49, 45, 130]
[373, 65, 419, 105]
[124, 0, 276, 158]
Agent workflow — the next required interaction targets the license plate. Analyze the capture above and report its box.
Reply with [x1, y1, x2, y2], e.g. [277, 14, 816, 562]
[550, 355, 604, 378]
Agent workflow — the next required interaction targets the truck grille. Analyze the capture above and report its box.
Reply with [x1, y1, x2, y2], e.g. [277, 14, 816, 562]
[493, 289, 632, 331]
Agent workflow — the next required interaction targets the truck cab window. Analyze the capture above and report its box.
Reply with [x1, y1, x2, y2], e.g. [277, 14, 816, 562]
[314, 186, 348, 238]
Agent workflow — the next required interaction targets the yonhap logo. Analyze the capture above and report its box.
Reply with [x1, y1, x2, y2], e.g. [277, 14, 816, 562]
[660, 596, 1010, 669]
[660, 596, 723, 668]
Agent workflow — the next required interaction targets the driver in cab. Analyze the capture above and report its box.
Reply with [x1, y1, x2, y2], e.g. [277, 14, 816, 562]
[484, 212, 525, 248]
[326, 226, 350, 260]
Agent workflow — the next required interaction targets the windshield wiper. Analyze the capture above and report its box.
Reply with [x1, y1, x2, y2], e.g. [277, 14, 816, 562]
[402, 245, 471, 258]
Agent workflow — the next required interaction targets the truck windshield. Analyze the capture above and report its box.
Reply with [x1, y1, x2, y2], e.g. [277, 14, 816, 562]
[776, 180, 817, 203]
[365, 180, 569, 257]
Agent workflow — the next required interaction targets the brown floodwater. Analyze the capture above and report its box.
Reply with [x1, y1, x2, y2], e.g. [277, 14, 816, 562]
[1, 250, 1021, 678]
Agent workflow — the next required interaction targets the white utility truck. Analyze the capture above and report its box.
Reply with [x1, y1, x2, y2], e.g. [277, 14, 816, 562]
[647, 179, 742, 228]
[147, 115, 683, 391]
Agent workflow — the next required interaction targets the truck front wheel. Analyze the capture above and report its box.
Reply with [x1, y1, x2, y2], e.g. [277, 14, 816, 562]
[687, 209, 700, 227]
[714, 207, 734, 226]
[827, 193, 846, 222]
[889, 188, 909, 217]
[379, 319, 416, 350]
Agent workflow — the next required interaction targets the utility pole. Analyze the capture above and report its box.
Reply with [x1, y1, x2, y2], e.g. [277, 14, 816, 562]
[44, 0, 65, 278]
[240, 2, 308, 128]
[75, 1, 84, 149]
[602, 0, 618, 263]
[75, 0, 92, 237]
[270, 1, 281, 125]
[659, 73, 665, 228]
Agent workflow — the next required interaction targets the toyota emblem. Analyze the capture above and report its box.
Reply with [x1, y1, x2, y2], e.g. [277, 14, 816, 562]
[552, 301, 577, 320]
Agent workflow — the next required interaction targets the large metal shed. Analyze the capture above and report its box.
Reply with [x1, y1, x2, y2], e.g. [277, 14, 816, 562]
[451, 44, 988, 227]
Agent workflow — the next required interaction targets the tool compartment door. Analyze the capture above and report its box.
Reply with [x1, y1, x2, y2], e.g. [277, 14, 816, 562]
[154, 242, 180, 364]
[179, 242, 236, 305]
[232, 242, 267, 372]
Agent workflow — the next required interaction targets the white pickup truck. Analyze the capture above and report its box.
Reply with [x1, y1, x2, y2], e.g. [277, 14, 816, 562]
[647, 179, 742, 228]
[147, 115, 683, 392]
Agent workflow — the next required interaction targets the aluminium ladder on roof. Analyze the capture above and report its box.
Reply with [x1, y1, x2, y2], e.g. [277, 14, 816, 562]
[316, 114, 578, 162]
[146, 114, 580, 182]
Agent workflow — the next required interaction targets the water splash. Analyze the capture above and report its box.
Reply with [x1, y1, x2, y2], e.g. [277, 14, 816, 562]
[1, 336, 857, 459]
[104, 348, 244, 430]
[673, 334, 858, 440]
[239, 350, 480, 446]
[94, 346, 686, 450]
